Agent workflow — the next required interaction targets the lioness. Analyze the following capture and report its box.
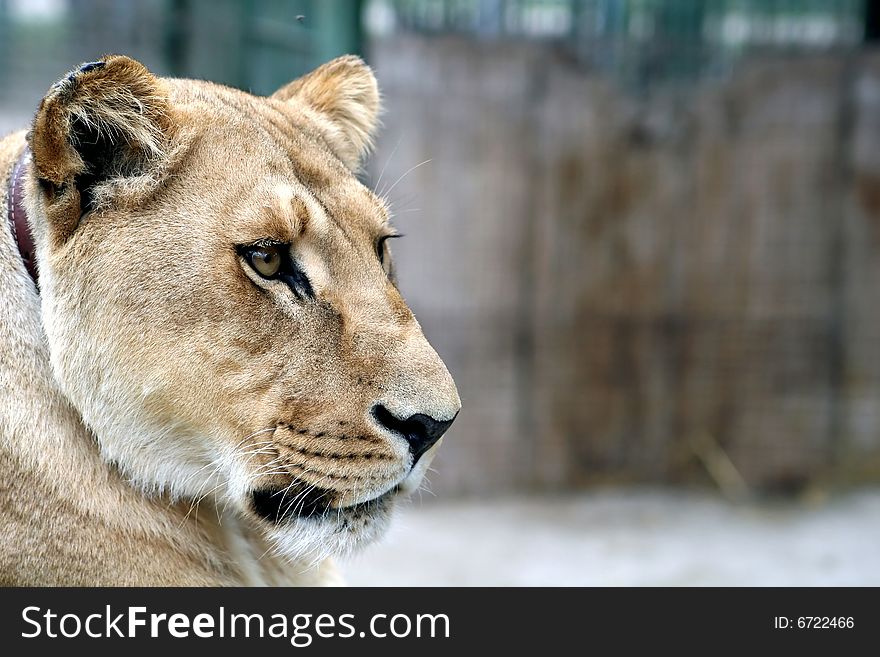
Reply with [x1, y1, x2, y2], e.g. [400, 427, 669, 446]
[0, 55, 459, 585]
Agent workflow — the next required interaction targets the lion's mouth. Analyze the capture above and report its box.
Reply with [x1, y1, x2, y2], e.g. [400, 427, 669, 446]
[250, 482, 397, 524]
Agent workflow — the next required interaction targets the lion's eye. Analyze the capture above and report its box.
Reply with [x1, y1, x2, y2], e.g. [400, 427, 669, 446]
[376, 234, 401, 267]
[238, 243, 315, 300]
[247, 246, 283, 278]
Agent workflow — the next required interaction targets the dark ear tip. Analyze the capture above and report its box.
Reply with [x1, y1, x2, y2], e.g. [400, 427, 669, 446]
[65, 60, 106, 82]
[78, 61, 106, 74]
[52, 59, 108, 94]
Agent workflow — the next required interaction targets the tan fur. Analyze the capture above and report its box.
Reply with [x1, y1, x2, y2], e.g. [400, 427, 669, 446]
[0, 56, 459, 585]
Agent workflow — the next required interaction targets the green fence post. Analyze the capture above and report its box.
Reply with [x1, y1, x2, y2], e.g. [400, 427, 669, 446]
[313, 0, 365, 62]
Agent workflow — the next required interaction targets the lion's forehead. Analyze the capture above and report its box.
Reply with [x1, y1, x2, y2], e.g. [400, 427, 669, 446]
[164, 84, 389, 249]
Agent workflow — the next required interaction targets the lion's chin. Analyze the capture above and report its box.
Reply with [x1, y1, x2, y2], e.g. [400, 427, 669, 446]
[260, 489, 397, 564]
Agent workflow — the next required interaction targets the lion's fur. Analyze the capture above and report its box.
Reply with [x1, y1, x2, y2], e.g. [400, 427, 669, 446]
[0, 56, 459, 585]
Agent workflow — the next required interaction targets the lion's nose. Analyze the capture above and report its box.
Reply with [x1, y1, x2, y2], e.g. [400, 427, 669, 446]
[371, 404, 457, 464]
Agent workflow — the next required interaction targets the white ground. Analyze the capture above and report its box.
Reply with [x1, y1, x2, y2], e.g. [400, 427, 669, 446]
[341, 488, 880, 586]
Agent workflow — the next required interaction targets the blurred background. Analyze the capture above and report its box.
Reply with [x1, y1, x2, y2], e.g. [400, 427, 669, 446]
[3, 0, 880, 584]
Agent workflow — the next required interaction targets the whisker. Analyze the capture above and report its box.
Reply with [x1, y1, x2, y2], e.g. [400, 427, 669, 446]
[373, 134, 402, 192]
[381, 158, 432, 199]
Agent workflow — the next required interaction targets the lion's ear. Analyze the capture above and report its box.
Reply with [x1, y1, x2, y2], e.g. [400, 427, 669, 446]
[29, 55, 173, 242]
[272, 55, 381, 171]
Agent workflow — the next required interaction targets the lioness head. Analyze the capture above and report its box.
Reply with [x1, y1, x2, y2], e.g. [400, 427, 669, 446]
[24, 55, 460, 559]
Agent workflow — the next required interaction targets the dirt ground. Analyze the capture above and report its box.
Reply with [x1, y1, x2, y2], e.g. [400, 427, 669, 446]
[341, 488, 880, 586]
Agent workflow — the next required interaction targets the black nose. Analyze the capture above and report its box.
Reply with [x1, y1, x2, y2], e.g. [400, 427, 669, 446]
[372, 405, 456, 464]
